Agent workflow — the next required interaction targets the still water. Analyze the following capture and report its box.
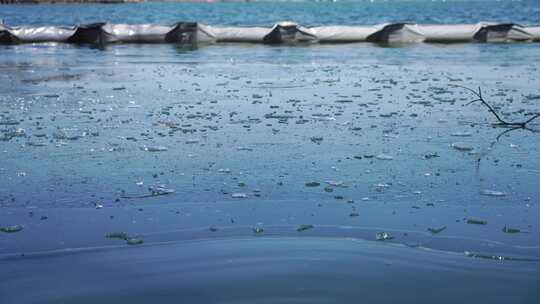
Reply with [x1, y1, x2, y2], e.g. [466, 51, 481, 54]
[1, 1, 540, 303]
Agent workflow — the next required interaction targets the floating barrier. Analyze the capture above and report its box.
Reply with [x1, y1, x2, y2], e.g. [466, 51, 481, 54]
[1, 21, 540, 45]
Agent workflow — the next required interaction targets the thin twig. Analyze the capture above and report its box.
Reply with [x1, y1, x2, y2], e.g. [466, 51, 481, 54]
[450, 84, 540, 128]
[495, 126, 522, 142]
[523, 113, 540, 125]
[476, 126, 539, 174]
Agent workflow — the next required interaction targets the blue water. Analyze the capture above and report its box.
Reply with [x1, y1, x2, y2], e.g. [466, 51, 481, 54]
[1, 2, 540, 303]
[3, 237, 539, 304]
[1, 0, 540, 26]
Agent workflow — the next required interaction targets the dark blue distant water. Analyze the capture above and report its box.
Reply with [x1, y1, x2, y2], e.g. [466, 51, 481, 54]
[1, 0, 540, 26]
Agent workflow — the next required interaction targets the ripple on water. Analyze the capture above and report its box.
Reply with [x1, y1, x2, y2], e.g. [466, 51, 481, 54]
[1, 237, 539, 304]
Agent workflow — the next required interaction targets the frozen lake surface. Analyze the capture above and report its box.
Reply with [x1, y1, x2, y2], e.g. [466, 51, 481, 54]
[1, 1, 540, 303]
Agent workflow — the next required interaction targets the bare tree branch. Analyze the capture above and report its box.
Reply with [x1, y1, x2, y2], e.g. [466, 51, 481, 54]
[523, 113, 540, 125]
[450, 84, 540, 128]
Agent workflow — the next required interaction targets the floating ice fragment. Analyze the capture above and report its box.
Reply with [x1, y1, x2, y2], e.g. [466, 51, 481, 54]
[0, 117, 19, 125]
[467, 218, 487, 225]
[126, 238, 144, 245]
[423, 152, 439, 159]
[106, 232, 129, 240]
[2, 128, 26, 139]
[237, 147, 253, 151]
[376, 232, 393, 241]
[149, 186, 175, 196]
[464, 251, 540, 261]
[0, 225, 24, 233]
[253, 227, 264, 234]
[297, 224, 314, 232]
[231, 193, 248, 198]
[311, 114, 335, 121]
[451, 132, 472, 137]
[53, 129, 81, 141]
[451, 142, 473, 151]
[480, 190, 506, 197]
[502, 226, 521, 234]
[376, 154, 393, 160]
[310, 137, 323, 144]
[325, 181, 346, 187]
[27, 141, 48, 147]
[264, 113, 295, 120]
[141, 146, 168, 152]
[185, 139, 200, 144]
[427, 226, 447, 234]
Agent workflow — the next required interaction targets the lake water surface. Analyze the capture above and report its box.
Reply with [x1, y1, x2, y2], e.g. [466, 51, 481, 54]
[1, 1, 540, 303]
